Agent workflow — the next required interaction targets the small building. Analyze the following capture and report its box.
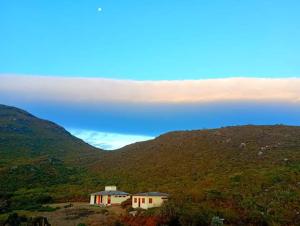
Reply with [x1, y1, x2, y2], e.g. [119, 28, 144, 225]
[90, 186, 130, 206]
[132, 192, 168, 209]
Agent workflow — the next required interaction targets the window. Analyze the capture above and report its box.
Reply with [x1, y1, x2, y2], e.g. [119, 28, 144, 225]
[142, 198, 145, 203]
[134, 198, 137, 203]
[149, 198, 152, 204]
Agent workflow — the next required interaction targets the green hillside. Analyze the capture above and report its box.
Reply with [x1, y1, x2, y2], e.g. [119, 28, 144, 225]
[92, 126, 300, 225]
[0, 104, 100, 164]
[1, 104, 300, 225]
[0, 104, 102, 209]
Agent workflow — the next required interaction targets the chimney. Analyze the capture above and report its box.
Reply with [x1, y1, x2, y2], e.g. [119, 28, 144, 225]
[105, 185, 117, 191]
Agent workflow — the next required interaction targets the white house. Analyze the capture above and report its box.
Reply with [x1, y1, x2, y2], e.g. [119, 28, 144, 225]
[132, 192, 169, 209]
[90, 186, 130, 206]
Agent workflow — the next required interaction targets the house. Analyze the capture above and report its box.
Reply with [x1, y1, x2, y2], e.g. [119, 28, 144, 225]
[90, 186, 130, 206]
[132, 192, 169, 209]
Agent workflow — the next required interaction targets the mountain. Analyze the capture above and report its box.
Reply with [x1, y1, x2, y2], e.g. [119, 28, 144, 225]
[94, 125, 300, 191]
[0, 104, 101, 196]
[0, 104, 100, 164]
[92, 125, 300, 224]
[1, 104, 300, 224]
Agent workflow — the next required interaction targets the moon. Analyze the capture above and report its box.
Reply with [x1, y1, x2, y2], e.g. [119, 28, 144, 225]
[97, 7, 102, 12]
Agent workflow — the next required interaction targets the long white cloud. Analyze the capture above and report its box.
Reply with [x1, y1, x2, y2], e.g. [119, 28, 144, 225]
[0, 74, 300, 104]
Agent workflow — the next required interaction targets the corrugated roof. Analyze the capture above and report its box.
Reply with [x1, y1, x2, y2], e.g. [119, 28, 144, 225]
[133, 192, 169, 197]
[90, 190, 130, 196]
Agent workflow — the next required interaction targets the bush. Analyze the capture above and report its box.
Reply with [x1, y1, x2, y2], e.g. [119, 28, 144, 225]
[206, 189, 224, 200]
[64, 203, 73, 208]
[121, 197, 132, 209]
[211, 216, 224, 226]
[77, 223, 86, 226]
[4, 213, 27, 226]
[158, 200, 213, 226]
[37, 205, 59, 212]
[34, 194, 53, 204]
[0, 192, 12, 213]
[99, 208, 109, 215]
[9, 193, 54, 211]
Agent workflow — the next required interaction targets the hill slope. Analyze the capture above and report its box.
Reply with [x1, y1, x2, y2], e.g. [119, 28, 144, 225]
[94, 125, 300, 190]
[0, 104, 100, 164]
[1, 104, 300, 224]
[93, 125, 300, 224]
[0, 104, 102, 195]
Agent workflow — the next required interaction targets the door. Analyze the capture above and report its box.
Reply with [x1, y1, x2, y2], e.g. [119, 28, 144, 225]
[100, 195, 102, 203]
[138, 198, 141, 207]
[96, 196, 100, 204]
[108, 195, 111, 205]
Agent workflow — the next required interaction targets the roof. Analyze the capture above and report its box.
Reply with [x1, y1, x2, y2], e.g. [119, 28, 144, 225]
[90, 190, 130, 196]
[133, 192, 169, 197]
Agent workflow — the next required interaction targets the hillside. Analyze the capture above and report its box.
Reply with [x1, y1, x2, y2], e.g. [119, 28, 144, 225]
[1, 104, 300, 224]
[94, 125, 300, 190]
[0, 104, 100, 164]
[92, 125, 300, 224]
[0, 104, 102, 200]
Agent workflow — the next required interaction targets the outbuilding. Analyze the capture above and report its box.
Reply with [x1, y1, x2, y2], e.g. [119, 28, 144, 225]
[90, 186, 130, 206]
[132, 192, 168, 209]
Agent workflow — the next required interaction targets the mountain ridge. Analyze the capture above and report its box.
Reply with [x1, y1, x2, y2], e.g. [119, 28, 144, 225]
[1, 104, 300, 224]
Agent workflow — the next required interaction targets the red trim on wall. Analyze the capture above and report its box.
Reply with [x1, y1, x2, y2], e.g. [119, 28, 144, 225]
[108, 195, 111, 204]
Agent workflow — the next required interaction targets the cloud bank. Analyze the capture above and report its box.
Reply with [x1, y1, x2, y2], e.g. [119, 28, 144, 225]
[1, 74, 300, 149]
[1, 75, 300, 104]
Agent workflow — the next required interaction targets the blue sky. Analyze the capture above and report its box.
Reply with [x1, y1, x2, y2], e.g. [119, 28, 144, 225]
[1, 0, 300, 79]
[0, 1, 300, 149]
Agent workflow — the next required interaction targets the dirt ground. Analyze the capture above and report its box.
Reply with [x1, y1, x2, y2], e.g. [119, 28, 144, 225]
[28, 202, 126, 226]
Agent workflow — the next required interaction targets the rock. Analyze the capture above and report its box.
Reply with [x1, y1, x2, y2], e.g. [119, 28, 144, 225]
[258, 151, 263, 156]
[214, 131, 222, 136]
[239, 143, 246, 149]
[225, 138, 231, 143]
[129, 210, 138, 216]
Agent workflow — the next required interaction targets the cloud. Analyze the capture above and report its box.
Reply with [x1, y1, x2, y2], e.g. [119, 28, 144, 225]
[0, 74, 300, 104]
[68, 128, 154, 150]
[1, 74, 300, 146]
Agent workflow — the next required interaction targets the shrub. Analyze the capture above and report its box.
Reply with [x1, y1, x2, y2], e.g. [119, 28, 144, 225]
[100, 208, 109, 215]
[121, 197, 132, 209]
[206, 189, 224, 200]
[37, 205, 59, 212]
[211, 216, 224, 226]
[34, 194, 53, 204]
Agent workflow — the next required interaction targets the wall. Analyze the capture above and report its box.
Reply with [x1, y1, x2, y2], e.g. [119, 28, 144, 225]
[132, 196, 166, 209]
[111, 195, 130, 204]
[90, 195, 95, 204]
[90, 195, 130, 205]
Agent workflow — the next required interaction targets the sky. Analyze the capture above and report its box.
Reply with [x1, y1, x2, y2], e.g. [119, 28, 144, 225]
[0, 1, 300, 149]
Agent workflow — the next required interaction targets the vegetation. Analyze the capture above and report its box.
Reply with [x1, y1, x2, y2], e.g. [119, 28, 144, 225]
[1, 104, 300, 225]
[0, 213, 51, 226]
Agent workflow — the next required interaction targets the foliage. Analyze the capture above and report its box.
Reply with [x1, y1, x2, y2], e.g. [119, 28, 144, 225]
[211, 216, 224, 226]
[1, 104, 300, 225]
[0, 213, 51, 226]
